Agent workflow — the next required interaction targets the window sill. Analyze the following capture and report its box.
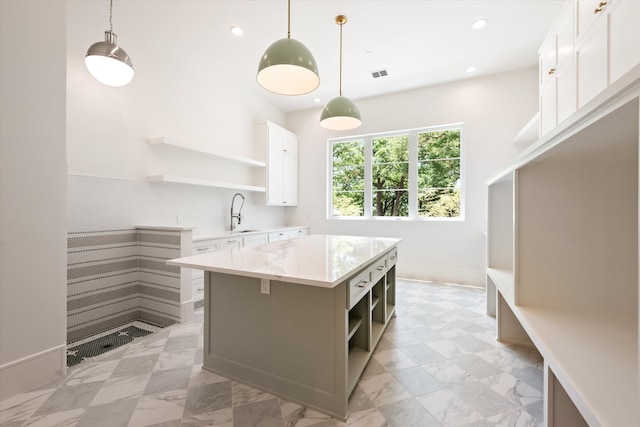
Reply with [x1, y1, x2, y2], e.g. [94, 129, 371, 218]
[328, 216, 465, 222]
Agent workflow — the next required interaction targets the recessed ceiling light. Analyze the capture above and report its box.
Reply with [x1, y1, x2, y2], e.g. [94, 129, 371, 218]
[313, 98, 321, 103]
[364, 50, 373, 55]
[466, 66, 477, 73]
[470, 19, 488, 30]
[229, 26, 243, 36]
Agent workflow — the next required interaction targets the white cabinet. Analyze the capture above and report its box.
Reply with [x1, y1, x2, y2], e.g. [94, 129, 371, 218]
[191, 239, 220, 304]
[608, 0, 640, 84]
[575, 0, 602, 38]
[539, 0, 639, 135]
[243, 233, 268, 247]
[575, 12, 607, 108]
[256, 121, 299, 206]
[539, 2, 576, 136]
[575, 0, 640, 108]
[191, 237, 241, 304]
[268, 227, 308, 243]
[217, 236, 242, 250]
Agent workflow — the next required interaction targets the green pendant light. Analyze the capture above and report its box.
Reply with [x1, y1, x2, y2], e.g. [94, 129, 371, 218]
[320, 15, 361, 131]
[85, 0, 134, 87]
[257, 0, 320, 95]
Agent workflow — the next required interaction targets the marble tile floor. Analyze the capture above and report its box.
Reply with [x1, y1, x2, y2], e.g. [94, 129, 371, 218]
[0, 279, 544, 427]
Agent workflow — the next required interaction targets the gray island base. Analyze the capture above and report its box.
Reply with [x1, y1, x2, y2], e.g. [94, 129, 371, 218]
[168, 234, 400, 420]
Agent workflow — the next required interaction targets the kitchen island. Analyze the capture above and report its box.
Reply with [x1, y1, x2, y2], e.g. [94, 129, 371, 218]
[167, 234, 400, 420]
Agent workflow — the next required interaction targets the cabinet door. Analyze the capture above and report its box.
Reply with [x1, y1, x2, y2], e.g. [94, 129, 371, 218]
[282, 131, 298, 156]
[218, 237, 242, 250]
[540, 81, 557, 136]
[539, 34, 557, 87]
[282, 151, 298, 205]
[284, 229, 307, 240]
[556, 62, 576, 125]
[243, 234, 268, 247]
[267, 146, 284, 205]
[269, 232, 285, 242]
[576, 0, 604, 39]
[576, 17, 607, 108]
[608, 0, 640, 85]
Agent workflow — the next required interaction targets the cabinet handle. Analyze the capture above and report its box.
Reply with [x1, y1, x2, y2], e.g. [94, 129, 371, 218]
[390, 256, 396, 260]
[376, 266, 385, 271]
[548, 68, 556, 75]
[197, 247, 209, 251]
[594, 1, 607, 13]
[356, 280, 368, 288]
[227, 240, 236, 243]
[197, 288, 204, 291]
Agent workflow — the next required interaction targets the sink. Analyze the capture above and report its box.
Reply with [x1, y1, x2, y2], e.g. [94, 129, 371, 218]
[232, 229, 261, 234]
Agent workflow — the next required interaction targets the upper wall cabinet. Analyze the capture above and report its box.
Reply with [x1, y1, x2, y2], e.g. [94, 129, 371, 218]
[539, 1, 575, 136]
[575, 0, 640, 108]
[255, 122, 299, 206]
[540, 0, 640, 136]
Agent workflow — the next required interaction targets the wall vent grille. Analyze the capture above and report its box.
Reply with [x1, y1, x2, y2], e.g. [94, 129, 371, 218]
[371, 69, 388, 78]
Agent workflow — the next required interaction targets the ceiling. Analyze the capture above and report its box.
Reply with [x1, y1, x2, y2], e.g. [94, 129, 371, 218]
[214, 0, 565, 113]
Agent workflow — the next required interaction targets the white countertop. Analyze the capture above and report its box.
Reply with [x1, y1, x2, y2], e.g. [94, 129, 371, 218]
[192, 225, 307, 241]
[167, 234, 401, 288]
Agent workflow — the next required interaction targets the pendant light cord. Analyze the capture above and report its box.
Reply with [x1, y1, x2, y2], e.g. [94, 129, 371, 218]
[287, 0, 291, 39]
[339, 20, 343, 96]
[109, 0, 113, 32]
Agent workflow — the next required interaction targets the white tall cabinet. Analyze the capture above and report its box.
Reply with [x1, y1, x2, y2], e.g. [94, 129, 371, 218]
[255, 121, 299, 206]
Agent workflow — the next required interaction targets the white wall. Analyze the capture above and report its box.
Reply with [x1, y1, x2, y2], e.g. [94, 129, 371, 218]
[0, 1, 68, 399]
[286, 68, 539, 286]
[66, 0, 287, 233]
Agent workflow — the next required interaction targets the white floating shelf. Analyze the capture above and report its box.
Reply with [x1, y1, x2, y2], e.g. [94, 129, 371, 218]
[148, 137, 266, 168]
[147, 175, 266, 192]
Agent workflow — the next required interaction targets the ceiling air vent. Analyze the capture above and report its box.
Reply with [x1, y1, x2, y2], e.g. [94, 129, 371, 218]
[371, 69, 388, 78]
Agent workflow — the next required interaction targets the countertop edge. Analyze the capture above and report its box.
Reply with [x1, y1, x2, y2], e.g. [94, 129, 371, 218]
[167, 235, 401, 288]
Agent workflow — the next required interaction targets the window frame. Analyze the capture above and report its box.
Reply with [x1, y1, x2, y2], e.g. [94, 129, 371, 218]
[327, 123, 465, 221]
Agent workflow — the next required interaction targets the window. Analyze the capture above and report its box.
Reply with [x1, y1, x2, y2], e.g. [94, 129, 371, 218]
[329, 125, 463, 220]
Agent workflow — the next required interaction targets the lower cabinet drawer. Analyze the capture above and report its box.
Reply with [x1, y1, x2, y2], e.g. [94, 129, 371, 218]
[192, 276, 204, 301]
[372, 257, 387, 284]
[348, 268, 372, 309]
[386, 248, 398, 268]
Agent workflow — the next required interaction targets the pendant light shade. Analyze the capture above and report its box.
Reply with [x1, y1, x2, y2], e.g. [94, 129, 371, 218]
[257, 0, 319, 95]
[320, 15, 361, 131]
[85, 0, 134, 87]
[320, 96, 361, 130]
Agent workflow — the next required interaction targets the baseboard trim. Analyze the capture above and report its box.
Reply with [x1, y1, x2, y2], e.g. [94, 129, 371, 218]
[397, 265, 485, 287]
[0, 344, 66, 400]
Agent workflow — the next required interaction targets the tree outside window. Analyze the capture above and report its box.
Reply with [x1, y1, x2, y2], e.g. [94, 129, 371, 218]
[418, 129, 461, 217]
[330, 126, 462, 219]
[332, 140, 365, 217]
[372, 135, 409, 217]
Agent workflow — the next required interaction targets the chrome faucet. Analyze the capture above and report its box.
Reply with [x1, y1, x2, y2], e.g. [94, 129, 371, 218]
[230, 193, 245, 231]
